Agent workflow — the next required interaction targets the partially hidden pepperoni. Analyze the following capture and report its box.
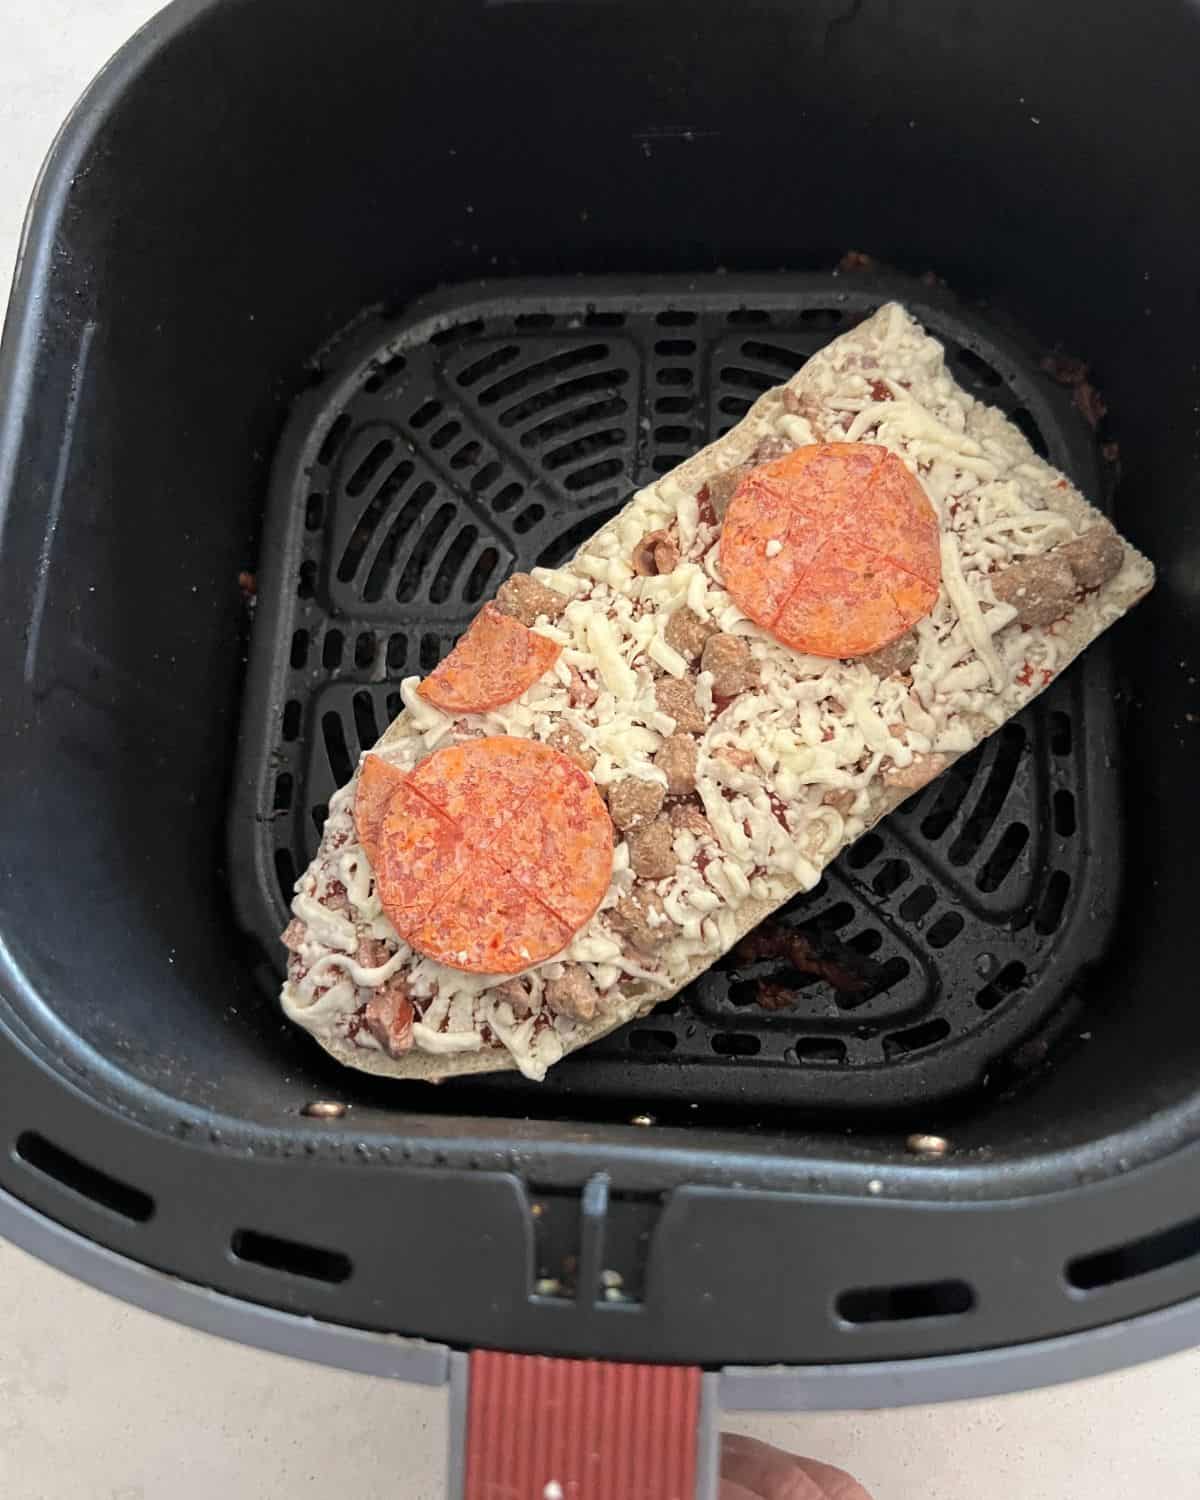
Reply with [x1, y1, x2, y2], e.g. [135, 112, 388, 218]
[417, 603, 562, 715]
[354, 754, 408, 869]
[718, 442, 941, 658]
[374, 736, 613, 974]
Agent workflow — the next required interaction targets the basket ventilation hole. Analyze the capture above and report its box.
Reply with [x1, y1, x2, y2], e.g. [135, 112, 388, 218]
[837, 1278, 974, 1324]
[976, 823, 1029, 892]
[711, 1032, 761, 1057]
[975, 961, 1027, 1012]
[872, 859, 909, 897]
[629, 1030, 677, 1055]
[926, 911, 964, 949]
[231, 1229, 352, 1285]
[899, 885, 936, 922]
[1053, 789, 1077, 837]
[845, 832, 884, 871]
[274, 847, 297, 904]
[954, 346, 1004, 388]
[345, 438, 394, 497]
[316, 413, 351, 466]
[352, 692, 378, 751]
[792, 1038, 847, 1064]
[1067, 1215, 1200, 1292]
[1050, 711, 1073, 755]
[281, 700, 302, 741]
[15, 1132, 154, 1223]
[948, 723, 1025, 865]
[883, 1017, 951, 1057]
[354, 632, 376, 670]
[1035, 870, 1072, 935]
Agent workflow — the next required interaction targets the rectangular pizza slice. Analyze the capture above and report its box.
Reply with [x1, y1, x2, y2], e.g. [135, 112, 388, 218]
[278, 303, 1154, 1082]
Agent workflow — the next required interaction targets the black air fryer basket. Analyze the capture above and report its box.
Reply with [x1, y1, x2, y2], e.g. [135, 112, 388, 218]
[3, 0, 1200, 1442]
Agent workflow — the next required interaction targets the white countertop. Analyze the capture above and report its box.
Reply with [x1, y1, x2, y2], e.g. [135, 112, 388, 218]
[2, 5, 1198, 1497]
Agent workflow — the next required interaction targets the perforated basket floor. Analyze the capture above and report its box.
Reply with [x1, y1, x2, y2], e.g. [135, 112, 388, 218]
[231, 274, 1123, 1113]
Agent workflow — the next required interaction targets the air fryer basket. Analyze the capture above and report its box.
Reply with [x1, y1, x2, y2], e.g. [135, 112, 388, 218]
[3, 0, 1200, 1398]
[233, 275, 1122, 1114]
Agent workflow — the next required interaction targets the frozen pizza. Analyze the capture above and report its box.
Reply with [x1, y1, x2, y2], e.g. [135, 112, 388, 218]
[278, 303, 1154, 1082]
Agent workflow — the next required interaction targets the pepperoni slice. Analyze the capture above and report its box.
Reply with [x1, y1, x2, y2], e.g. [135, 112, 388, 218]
[354, 754, 408, 869]
[374, 736, 613, 974]
[400, 853, 571, 974]
[409, 736, 546, 848]
[488, 752, 614, 931]
[417, 603, 562, 715]
[774, 535, 911, 658]
[718, 480, 824, 624]
[719, 443, 941, 658]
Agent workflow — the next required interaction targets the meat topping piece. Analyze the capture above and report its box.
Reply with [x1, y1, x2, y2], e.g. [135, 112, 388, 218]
[281, 918, 307, 953]
[1057, 525, 1125, 591]
[491, 977, 533, 1020]
[544, 966, 600, 1022]
[883, 751, 950, 791]
[751, 434, 793, 465]
[607, 775, 666, 832]
[568, 665, 599, 709]
[861, 631, 918, 678]
[547, 723, 596, 773]
[663, 605, 719, 662]
[700, 632, 758, 698]
[655, 675, 707, 734]
[823, 788, 857, 814]
[669, 800, 713, 838]
[654, 732, 698, 796]
[364, 981, 414, 1057]
[626, 817, 676, 880]
[991, 552, 1078, 627]
[705, 464, 751, 521]
[494, 571, 569, 627]
[631, 528, 680, 576]
[609, 887, 669, 951]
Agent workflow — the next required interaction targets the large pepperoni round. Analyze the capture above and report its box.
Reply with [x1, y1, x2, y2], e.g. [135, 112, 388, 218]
[417, 603, 562, 715]
[371, 736, 613, 974]
[719, 443, 940, 658]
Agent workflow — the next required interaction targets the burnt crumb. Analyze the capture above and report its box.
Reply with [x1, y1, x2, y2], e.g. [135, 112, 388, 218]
[919, 269, 949, 289]
[1039, 352, 1108, 430]
[1040, 352, 1090, 386]
[238, 571, 258, 618]
[1071, 381, 1108, 429]
[733, 921, 872, 1001]
[838, 250, 877, 273]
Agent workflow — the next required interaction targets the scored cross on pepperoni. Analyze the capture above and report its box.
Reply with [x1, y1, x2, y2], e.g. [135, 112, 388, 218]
[719, 443, 941, 657]
[417, 603, 561, 715]
[352, 738, 612, 975]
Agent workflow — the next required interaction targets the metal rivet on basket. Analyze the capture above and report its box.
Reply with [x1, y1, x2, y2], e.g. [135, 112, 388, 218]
[631, 1113, 656, 1127]
[906, 1132, 950, 1157]
[302, 1100, 347, 1119]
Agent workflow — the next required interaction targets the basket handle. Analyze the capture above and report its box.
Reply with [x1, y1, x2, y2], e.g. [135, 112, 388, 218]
[448, 1350, 718, 1499]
